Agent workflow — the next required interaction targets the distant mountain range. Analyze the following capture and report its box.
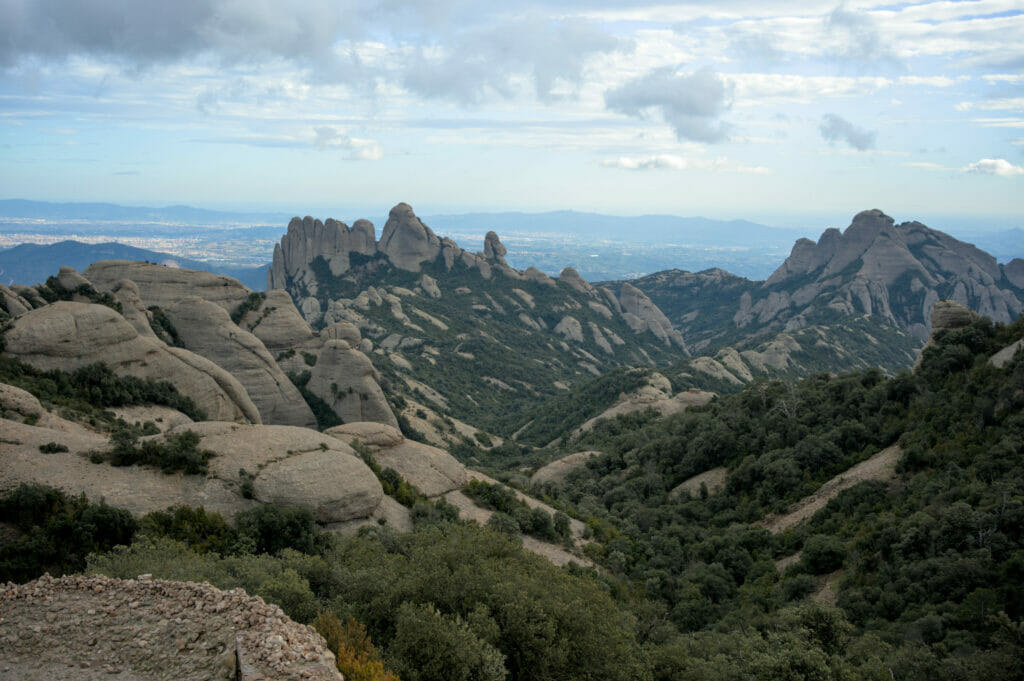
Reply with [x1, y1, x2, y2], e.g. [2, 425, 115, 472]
[0, 199, 291, 224]
[0, 241, 268, 291]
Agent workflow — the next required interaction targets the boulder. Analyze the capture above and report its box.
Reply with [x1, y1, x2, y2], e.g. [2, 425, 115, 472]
[242, 289, 316, 352]
[930, 299, 979, 333]
[84, 260, 253, 313]
[559, 267, 594, 294]
[165, 297, 316, 428]
[326, 422, 405, 449]
[307, 340, 399, 428]
[253, 450, 384, 523]
[0, 283, 31, 317]
[0, 383, 45, 422]
[377, 203, 441, 272]
[321, 320, 361, 347]
[554, 316, 584, 342]
[483, 231, 507, 264]
[55, 266, 92, 291]
[3, 301, 260, 423]
[372, 439, 467, 497]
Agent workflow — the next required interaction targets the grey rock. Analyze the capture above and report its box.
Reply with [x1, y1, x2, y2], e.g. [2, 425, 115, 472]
[377, 203, 441, 272]
[307, 340, 399, 428]
[3, 301, 260, 423]
[165, 297, 316, 428]
[253, 449, 383, 523]
[241, 290, 315, 353]
[84, 260, 252, 313]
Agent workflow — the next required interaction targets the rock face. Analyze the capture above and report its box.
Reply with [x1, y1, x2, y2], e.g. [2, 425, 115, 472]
[378, 202, 443, 272]
[164, 297, 316, 428]
[930, 299, 979, 333]
[267, 216, 378, 292]
[84, 260, 252, 313]
[327, 421, 467, 497]
[306, 340, 399, 428]
[0, 574, 343, 681]
[253, 449, 383, 522]
[241, 289, 316, 353]
[750, 209, 1023, 340]
[618, 282, 689, 351]
[3, 302, 260, 423]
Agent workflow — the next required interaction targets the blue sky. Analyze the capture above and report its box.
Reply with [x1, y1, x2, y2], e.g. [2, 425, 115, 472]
[1, 0, 1022, 227]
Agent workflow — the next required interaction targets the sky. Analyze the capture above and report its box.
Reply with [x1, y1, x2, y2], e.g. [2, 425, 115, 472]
[1, 0, 1023, 228]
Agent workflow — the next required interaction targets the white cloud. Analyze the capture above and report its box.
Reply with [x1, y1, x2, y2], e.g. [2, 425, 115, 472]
[962, 158, 1024, 176]
[312, 126, 381, 160]
[601, 154, 769, 174]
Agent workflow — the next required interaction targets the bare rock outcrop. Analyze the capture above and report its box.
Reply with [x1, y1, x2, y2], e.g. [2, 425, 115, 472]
[3, 302, 260, 423]
[0, 283, 32, 317]
[306, 340, 398, 428]
[930, 299, 979, 332]
[164, 297, 315, 428]
[531, 451, 601, 486]
[253, 449, 383, 523]
[754, 210, 1024, 340]
[559, 266, 595, 294]
[377, 202, 441, 272]
[327, 421, 466, 497]
[554, 315, 584, 342]
[84, 260, 252, 314]
[267, 216, 378, 292]
[619, 282, 689, 351]
[241, 289, 316, 353]
[0, 574, 343, 681]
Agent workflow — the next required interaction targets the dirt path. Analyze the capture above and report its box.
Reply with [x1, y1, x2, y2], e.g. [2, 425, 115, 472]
[758, 444, 901, 534]
[670, 466, 728, 499]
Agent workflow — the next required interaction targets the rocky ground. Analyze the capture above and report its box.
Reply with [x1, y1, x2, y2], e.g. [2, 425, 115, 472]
[0, 573, 342, 681]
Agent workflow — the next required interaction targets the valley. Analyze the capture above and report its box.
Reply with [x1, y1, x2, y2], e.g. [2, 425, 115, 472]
[1, 203, 1023, 681]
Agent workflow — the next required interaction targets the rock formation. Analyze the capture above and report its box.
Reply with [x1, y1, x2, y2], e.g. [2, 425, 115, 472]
[240, 289, 316, 352]
[618, 282, 689, 351]
[3, 302, 261, 423]
[377, 202, 443, 272]
[84, 260, 252, 313]
[164, 297, 316, 428]
[751, 209, 1023, 340]
[307, 340, 399, 428]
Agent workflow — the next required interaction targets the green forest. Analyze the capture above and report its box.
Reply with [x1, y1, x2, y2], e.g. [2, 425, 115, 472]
[1, 315, 1022, 680]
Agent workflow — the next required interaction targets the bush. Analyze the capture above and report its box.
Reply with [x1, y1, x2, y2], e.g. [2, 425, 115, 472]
[801, 534, 846, 574]
[234, 504, 318, 556]
[313, 612, 400, 681]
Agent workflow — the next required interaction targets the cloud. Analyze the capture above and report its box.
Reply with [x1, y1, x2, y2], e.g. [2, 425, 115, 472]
[962, 158, 1024, 176]
[819, 113, 876, 150]
[601, 154, 769, 174]
[312, 126, 382, 160]
[604, 67, 732, 143]
[402, 15, 629, 104]
[824, 4, 899, 65]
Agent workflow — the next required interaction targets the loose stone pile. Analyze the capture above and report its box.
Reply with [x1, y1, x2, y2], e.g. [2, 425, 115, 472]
[0, 573, 342, 681]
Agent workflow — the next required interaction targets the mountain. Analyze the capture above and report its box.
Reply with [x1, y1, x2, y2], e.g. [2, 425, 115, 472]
[0, 240, 269, 290]
[630, 209, 1024, 379]
[0, 198, 290, 224]
[267, 203, 692, 436]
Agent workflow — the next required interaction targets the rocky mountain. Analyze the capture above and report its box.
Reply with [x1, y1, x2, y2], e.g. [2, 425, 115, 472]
[632, 209, 1024, 381]
[267, 202, 690, 436]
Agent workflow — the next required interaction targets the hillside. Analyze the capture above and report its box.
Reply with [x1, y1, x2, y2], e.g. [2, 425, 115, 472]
[0, 240, 268, 290]
[631, 210, 1024, 374]
[269, 203, 690, 436]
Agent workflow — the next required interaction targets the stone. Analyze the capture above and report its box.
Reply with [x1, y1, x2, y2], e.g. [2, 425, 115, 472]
[0, 382, 45, 421]
[165, 297, 316, 428]
[84, 260, 252, 314]
[306, 340, 399, 428]
[3, 301, 260, 423]
[420, 274, 442, 299]
[253, 450, 384, 523]
[321, 320, 362, 346]
[377, 203, 441, 272]
[483, 231, 507, 263]
[372, 439, 467, 497]
[618, 282, 688, 350]
[558, 267, 594, 294]
[55, 266, 92, 291]
[554, 316, 584, 342]
[325, 422, 405, 449]
[241, 290, 315, 353]
[930, 299, 979, 333]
